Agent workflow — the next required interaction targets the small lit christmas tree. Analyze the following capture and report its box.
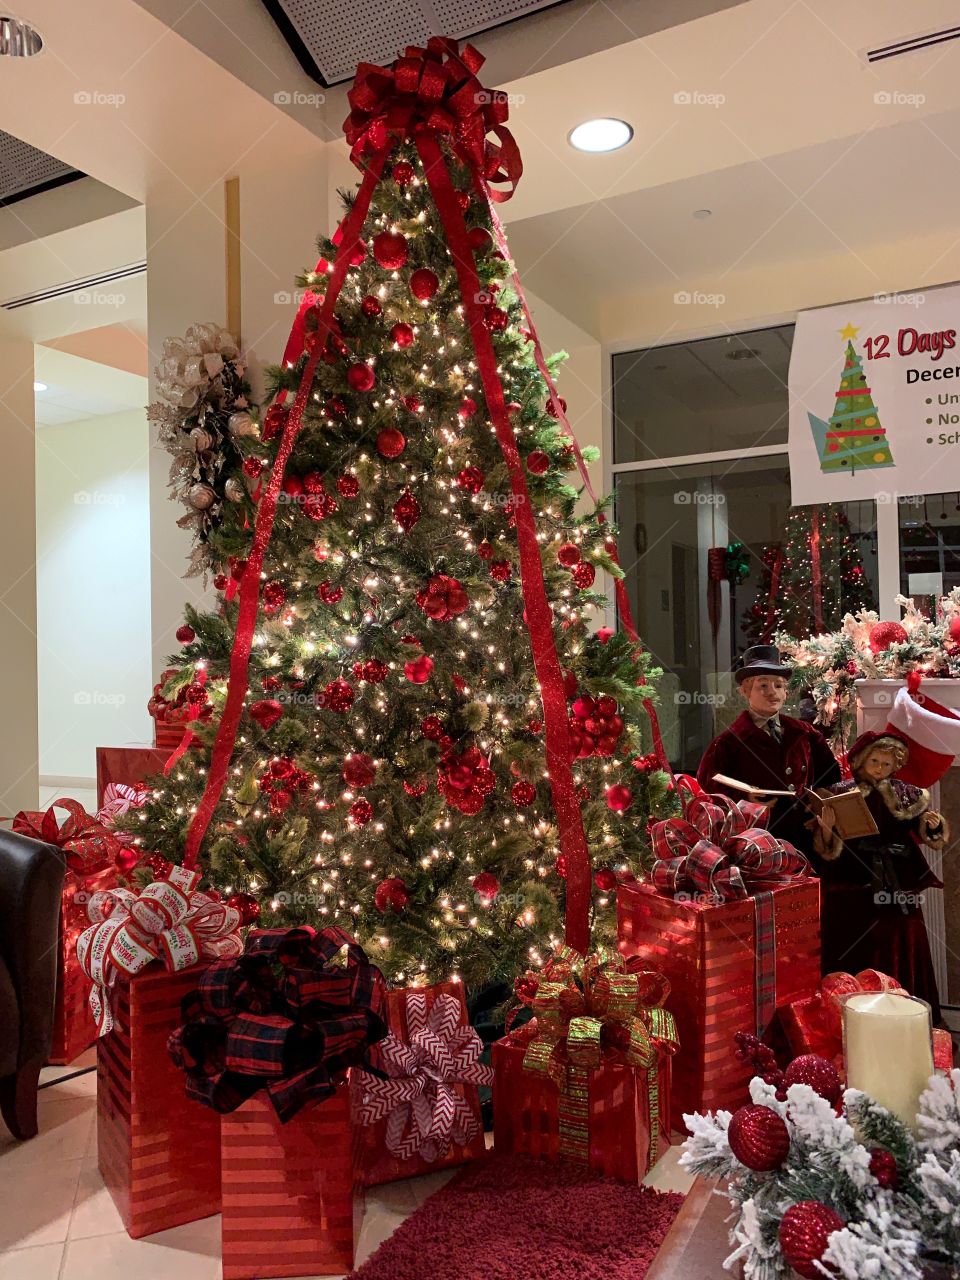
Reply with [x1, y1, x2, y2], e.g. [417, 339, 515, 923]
[745, 505, 870, 643]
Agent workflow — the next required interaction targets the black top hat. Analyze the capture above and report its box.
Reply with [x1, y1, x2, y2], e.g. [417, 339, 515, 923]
[734, 645, 792, 684]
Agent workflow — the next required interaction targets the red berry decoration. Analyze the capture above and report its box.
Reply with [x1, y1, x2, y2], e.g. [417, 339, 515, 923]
[322, 679, 355, 712]
[557, 542, 581, 567]
[484, 305, 509, 332]
[392, 160, 414, 186]
[175, 624, 195, 643]
[342, 753, 376, 788]
[605, 785, 633, 813]
[594, 868, 617, 892]
[572, 561, 597, 589]
[393, 490, 421, 532]
[526, 450, 550, 475]
[362, 658, 388, 684]
[262, 580, 287, 614]
[372, 229, 408, 270]
[249, 699, 284, 730]
[472, 872, 500, 901]
[227, 892, 261, 926]
[511, 780, 536, 807]
[361, 295, 382, 318]
[337, 473, 360, 498]
[377, 427, 406, 459]
[349, 797, 374, 827]
[410, 268, 439, 301]
[347, 362, 375, 392]
[416, 574, 469, 621]
[457, 466, 485, 494]
[374, 877, 409, 913]
[727, 1104, 791, 1172]
[467, 226, 492, 254]
[868, 1148, 899, 1189]
[317, 581, 344, 605]
[459, 397, 478, 419]
[783, 1054, 843, 1106]
[868, 620, 908, 652]
[261, 404, 288, 440]
[390, 322, 414, 348]
[115, 846, 141, 877]
[778, 1202, 845, 1280]
[404, 654, 434, 684]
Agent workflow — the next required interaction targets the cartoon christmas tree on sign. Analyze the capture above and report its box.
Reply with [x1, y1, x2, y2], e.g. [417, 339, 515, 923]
[809, 323, 894, 475]
[124, 39, 673, 990]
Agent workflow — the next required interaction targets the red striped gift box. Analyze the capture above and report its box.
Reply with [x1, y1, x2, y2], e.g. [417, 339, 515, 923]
[618, 879, 820, 1129]
[49, 865, 117, 1064]
[97, 966, 221, 1238]
[221, 1083, 361, 1279]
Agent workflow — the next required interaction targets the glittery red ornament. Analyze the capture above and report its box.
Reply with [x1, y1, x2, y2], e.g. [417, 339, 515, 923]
[605, 785, 633, 813]
[594, 868, 617, 892]
[176, 624, 195, 643]
[347, 362, 375, 392]
[410, 268, 439, 301]
[421, 715, 444, 740]
[145, 852, 171, 880]
[868, 620, 908, 652]
[562, 670, 578, 699]
[317, 581, 344, 605]
[484, 305, 509, 332]
[374, 877, 409, 913]
[528, 718, 543, 734]
[116, 846, 141, 877]
[572, 562, 597, 589]
[511, 780, 536, 807]
[325, 396, 347, 417]
[337, 473, 360, 498]
[728, 1104, 790, 1171]
[457, 466, 485, 493]
[783, 1054, 843, 1105]
[402, 394, 421, 413]
[393, 490, 421, 532]
[557, 543, 581, 567]
[349, 797, 374, 826]
[362, 658, 389, 684]
[948, 616, 960, 644]
[403, 777, 428, 797]
[262, 404, 288, 440]
[249, 699, 284, 730]
[477, 539, 494, 560]
[596, 626, 614, 644]
[554, 854, 568, 879]
[546, 396, 567, 418]
[472, 872, 500, 901]
[262, 580, 286, 614]
[392, 160, 414, 185]
[459, 397, 478, 419]
[390, 322, 415, 348]
[261, 675, 282, 691]
[467, 226, 493, 254]
[322, 679, 355, 712]
[242, 456, 265, 479]
[361, 295, 382, 318]
[779, 1202, 844, 1279]
[227, 892, 261, 926]
[416, 574, 469, 621]
[372, 230, 408, 270]
[342, 753, 375, 788]
[377, 427, 406, 459]
[526, 450, 550, 475]
[404, 654, 434, 683]
[868, 1148, 898, 1189]
[484, 557, 509, 584]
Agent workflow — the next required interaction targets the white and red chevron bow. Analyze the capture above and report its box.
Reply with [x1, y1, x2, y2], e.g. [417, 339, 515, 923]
[354, 991, 492, 1161]
[95, 781, 150, 828]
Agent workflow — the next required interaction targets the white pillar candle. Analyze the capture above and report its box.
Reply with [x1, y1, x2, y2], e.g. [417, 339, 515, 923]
[842, 991, 933, 1130]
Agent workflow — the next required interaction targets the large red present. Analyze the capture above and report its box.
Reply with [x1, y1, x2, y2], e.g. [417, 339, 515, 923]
[95, 744, 169, 810]
[221, 1084, 362, 1279]
[352, 981, 490, 1186]
[491, 947, 678, 1183]
[97, 964, 223, 1237]
[622, 787, 820, 1129]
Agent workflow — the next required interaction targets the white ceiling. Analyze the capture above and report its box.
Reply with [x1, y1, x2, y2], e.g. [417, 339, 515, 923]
[33, 346, 147, 427]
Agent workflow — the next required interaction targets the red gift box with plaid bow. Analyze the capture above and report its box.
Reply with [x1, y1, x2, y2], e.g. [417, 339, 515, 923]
[618, 781, 821, 1129]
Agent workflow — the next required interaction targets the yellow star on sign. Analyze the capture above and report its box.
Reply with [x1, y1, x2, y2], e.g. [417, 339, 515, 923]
[839, 322, 860, 340]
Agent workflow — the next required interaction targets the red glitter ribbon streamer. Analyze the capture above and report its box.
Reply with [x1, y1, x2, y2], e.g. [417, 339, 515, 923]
[761, 546, 784, 644]
[809, 506, 823, 633]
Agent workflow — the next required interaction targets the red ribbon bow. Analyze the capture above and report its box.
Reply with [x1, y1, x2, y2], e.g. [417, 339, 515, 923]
[11, 797, 120, 877]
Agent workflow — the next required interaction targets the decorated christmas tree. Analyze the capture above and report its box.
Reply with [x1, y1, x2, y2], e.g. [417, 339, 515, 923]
[811, 333, 894, 475]
[744, 504, 871, 643]
[124, 40, 673, 991]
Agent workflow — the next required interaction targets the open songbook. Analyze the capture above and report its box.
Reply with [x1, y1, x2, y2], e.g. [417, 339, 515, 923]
[804, 787, 879, 840]
[711, 773, 795, 799]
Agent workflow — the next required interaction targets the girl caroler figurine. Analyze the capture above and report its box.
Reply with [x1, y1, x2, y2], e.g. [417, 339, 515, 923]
[813, 729, 948, 1021]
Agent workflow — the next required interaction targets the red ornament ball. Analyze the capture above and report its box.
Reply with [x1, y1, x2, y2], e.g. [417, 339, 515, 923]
[322, 679, 355, 712]
[372, 229, 408, 270]
[459, 397, 478, 419]
[362, 658, 389, 684]
[783, 1054, 843, 1106]
[347, 362, 375, 392]
[457, 466, 485, 494]
[377, 427, 406, 459]
[410, 268, 439, 301]
[390, 322, 415, 348]
[337, 473, 360, 498]
[778, 1201, 845, 1280]
[467, 226, 493, 254]
[605, 785, 633, 813]
[511, 780, 536, 807]
[490, 559, 512, 583]
[374, 877, 409, 913]
[554, 854, 568, 879]
[227, 892, 261, 926]
[393, 490, 421, 532]
[471, 872, 500, 901]
[596, 626, 614, 644]
[349, 797, 374, 827]
[728, 1104, 791, 1171]
[421, 715, 445, 740]
[868, 620, 908, 652]
[242, 456, 265, 479]
[484, 305, 509, 332]
[115, 846, 141, 877]
[343, 753, 376, 788]
[546, 396, 567, 418]
[262, 580, 286, 614]
[317, 581, 344, 605]
[526, 450, 550, 475]
[404, 654, 434, 684]
[455, 189, 471, 211]
[948, 615, 960, 643]
[401, 394, 421, 413]
[594, 868, 617, 892]
[562, 669, 579, 699]
[392, 160, 414, 186]
[477, 539, 494, 561]
[868, 1148, 899, 1189]
[175, 624, 196, 643]
[557, 542, 581, 568]
[361, 295, 382, 319]
[261, 404, 288, 440]
[572, 561, 597, 589]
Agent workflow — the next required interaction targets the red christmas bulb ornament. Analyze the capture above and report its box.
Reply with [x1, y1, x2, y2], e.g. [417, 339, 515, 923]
[467, 226, 493, 254]
[175, 624, 196, 643]
[342, 753, 376, 789]
[868, 620, 908, 652]
[511, 780, 536, 807]
[528, 718, 542, 734]
[261, 674, 282, 691]
[727, 1104, 791, 1172]
[261, 404, 288, 440]
[484, 305, 509, 332]
[249, 699, 284, 730]
[392, 160, 414, 186]
[242, 456, 265, 479]
[349, 797, 374, 827]
[317, 581, 344, 605]
[374, 877, 409, 913]
[546, 396, 567, 418]
[362, 658, 388, 684]
[145, 852, 172, 880]
[325, 396, 347, 417]
[390, 322, 415, 348]
[403, 777, 429, 797]
[596, 626, 614, 644]
[490, 560, 512, 582]
[557, 542, 581, 567]
[393, 490, 421, 532]
[115, 846, 141, 877]
[226, 892, 261, 926]
[302, 471, 325, 495]
[562, 669, 579, 699]
[282, 473, 304, 497]
[778, 1201, 845, 1280]
[361, 295, 382, 318]
[372, 229, 408, 270]
[421, 715, 444, 740]
[261, 580, 287, 614]
[458, 397, 478, 419]
[401, 394, 421, 414]
[377, 427, 406, 459]
[471, 872, 500, 901]
[321, 678, 355, 712]
[336, 473, 360, 498]
[783, 1054, 843, 1106]
[554, 854, 568, 879]
[605, 785, 634, 813]
[410, 268, 439, 301]
[868, 1148, 899, 1189]
[948, 615, 960, 644]
[457, 466, 485, 494]
[594, 868, 617, 892]
[477, 539, 494, 561]
[526, 450, 550, 475]
[347, 362, 375, 392]
[572, 562, 597, 589]
[404, 655, 434, 684]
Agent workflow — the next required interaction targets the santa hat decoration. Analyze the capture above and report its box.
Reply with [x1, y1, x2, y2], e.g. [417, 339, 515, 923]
[885, 673, 960, 787]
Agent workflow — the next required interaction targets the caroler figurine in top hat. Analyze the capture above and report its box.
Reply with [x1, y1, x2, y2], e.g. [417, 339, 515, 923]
[697, 645, 841, 855]
[812, 729, 948, 1021]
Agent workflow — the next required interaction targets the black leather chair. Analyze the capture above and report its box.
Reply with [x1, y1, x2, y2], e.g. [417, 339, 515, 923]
[0, 828, 65, 1139]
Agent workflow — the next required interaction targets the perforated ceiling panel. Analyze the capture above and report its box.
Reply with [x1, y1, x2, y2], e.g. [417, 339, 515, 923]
[261, 0, 569, 85]
[0, 131, 81, 207]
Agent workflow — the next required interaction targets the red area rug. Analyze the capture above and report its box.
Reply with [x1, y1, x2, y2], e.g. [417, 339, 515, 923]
[349, 1154, 685, 1280]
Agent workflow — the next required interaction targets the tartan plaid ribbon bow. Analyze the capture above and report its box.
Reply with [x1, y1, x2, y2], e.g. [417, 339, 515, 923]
[515, 945, 678, 1165]
[354, 992, 493, 1161]
[168, 925, 388, 1123]
[76, 866, 243, 1036]
[11, 797, 121, 876]
[649, 789, 808, 901]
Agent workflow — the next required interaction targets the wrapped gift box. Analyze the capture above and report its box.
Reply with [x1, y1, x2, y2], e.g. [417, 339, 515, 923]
[492, 1018, 672, 1183]
[95, 745, 169, 810]
[221, 1083, 362, 1280]
[353, 981, 488, 1187]
[50, 864, 118, 1064]
[97, 966, 221, 1238]
[618, 878, 820, 1128]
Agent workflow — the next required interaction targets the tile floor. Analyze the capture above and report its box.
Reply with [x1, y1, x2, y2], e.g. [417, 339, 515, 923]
[0, 1054, 695, 1278]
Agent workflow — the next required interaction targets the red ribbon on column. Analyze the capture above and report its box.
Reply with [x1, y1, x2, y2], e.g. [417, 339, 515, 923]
[809, 506, 823, 634]
[760, 546, 784, 644]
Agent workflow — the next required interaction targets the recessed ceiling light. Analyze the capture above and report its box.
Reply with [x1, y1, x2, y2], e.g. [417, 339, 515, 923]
[34, 381, 47, 392]
[568, 118, 633, 153]
[0, 16, 43, 57]
[692, 208, 712, 220]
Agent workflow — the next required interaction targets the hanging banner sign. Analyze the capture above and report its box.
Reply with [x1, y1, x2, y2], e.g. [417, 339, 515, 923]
[789, 284, 960, 504]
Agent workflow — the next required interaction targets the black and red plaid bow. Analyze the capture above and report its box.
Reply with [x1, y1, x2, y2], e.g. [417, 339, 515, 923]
[168, 925, 388, 1122]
